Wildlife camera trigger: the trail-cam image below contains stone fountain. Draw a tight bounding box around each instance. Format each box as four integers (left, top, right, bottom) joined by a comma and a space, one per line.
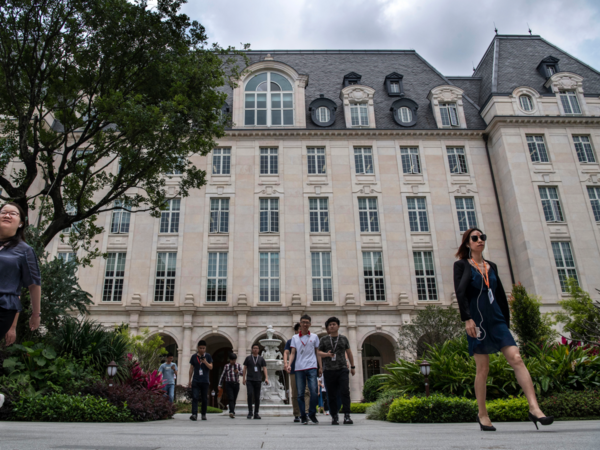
258, 325, 293, 416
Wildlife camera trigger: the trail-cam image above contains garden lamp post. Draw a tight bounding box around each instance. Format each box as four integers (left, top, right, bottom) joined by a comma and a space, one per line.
211, 390, 216, 408
107, 361, 118, 387
419, 360, 431, 397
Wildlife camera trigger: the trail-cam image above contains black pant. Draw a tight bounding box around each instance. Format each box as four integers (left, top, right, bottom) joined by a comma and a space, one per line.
323, 368, 351, 416
246, 380, 262, 414
192, 381, 209, 416
225, 382, 240, 414
0, 308, 17, 343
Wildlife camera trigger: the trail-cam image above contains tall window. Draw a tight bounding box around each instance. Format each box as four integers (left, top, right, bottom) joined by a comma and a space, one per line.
354, 147, 374, 174
245, 72, 294, 126
358, 198, 380, 232
519, 95, 533, 111
350, 104, 369, 126
259, 252, 279, 302
307, 148, 326, 174
309, 198, 329, 232
311, 252, 332, 302
440, 103, 459, 127
455, 197, 478, 232
210, 198, 229, 233
560, 91, 581, 115
58, 252, 76, 263
213, 148, 231, 175
407, 197, 429, 232
155, 252, 176, 302
539, 187, 564, 222
111, 200, 131, 234
573, 136, 596, 163
551, 242, 578, 292
414, 251, 438, 301
447, 147, 468, 174
526, 136, 550, 163
102, 253, 126, 302
260, 198, 279, 233
160, 199, 180, 233
260, 148, 278, 175
588, 186, 600, 222
398, 107, 412, 123
363, 251, 385, 301
400, 148, 421, 174
207, 253, 228, 302
316, 107, 330, 123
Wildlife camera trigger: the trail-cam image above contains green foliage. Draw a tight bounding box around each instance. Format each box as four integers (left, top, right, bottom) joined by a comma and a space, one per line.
539, 390, 600, 418
174, 402, 222, 414
398, 305, 463, 358
347, 403, 373, 414
366, 390, 404, 421
509, 283, 557, 356
120, 327, 168, 373
362, 375, 386, 402
555, 279, 600, 345
11, 393, 133, 422
487, 396, 529, 422
387, 394, 478, 423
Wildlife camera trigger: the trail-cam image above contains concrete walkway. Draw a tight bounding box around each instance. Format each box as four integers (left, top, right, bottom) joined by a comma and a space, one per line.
0, 414, 598, 450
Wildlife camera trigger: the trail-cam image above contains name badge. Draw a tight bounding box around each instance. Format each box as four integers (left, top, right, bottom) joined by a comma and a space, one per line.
331, 354, 336, 361
199, 369, 203, 376
488, 290, 495, 304
300, 348, 304, 355
254, 366, 258, 372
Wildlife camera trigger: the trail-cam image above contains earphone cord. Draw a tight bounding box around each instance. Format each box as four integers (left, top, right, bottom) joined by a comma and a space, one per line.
475, 266, 487, 341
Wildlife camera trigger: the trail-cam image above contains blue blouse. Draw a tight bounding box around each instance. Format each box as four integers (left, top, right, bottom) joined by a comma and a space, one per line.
0, 241, 41, 311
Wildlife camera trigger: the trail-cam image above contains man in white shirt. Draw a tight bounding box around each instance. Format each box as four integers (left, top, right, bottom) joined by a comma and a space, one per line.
286, 314, 321, 425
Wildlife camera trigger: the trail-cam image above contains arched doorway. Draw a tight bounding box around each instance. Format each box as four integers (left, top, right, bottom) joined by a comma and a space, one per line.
158, 334, 179, 365
200, 334, 234, 409
361, 334, 397, 381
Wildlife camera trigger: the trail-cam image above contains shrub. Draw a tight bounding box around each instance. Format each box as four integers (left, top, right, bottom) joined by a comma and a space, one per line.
174, 402, 223, 414
539, 390, 600, 418
555, 279, 600, 345
362, 376, 386, 402
387, 394, 477, 423
366, 389, 403, 421
120, 327, 169, 373
347, 403, 373, 414
487, 396, 529, 422
11, 393, 133, 422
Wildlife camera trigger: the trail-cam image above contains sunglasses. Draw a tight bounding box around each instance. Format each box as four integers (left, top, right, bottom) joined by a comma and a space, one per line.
470, 234, 487, 242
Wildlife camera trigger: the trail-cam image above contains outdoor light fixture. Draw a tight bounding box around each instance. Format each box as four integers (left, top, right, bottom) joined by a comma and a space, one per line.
211, 390, 216, 407
107, 360, 118, 387
419, 360, 431, 397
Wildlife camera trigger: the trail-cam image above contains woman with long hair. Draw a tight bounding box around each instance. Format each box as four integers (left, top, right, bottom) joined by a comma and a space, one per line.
0, 202, 42, 347
453, 227, 552, 431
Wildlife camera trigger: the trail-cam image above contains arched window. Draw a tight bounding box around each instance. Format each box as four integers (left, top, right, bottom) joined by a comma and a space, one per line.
316, 106, 330, 123
519, 95, 533, 112
245, 72, 294, 126
398, 107, 412, 123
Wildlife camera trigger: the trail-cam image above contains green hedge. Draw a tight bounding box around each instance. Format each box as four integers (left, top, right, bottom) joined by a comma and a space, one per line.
487, 396, 529, 422
362, 376, 386, 402
387, 395, 477, 423
349, 403, 373, 414
366, 390, 403, 421
540, 390, 600, 418
12, 394, 133, 422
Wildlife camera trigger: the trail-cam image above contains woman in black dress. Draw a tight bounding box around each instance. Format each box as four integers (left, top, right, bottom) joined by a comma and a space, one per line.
454, 227, 552, 431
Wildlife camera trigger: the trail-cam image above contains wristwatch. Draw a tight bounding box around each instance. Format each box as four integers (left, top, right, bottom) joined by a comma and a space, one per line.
351, 366, 356, 369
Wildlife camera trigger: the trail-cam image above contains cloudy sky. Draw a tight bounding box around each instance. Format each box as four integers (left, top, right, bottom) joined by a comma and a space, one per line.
179, 0, 600, 75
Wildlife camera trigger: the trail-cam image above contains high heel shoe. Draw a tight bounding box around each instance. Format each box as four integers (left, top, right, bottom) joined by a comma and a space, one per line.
528, 412, 554, 430
476, 415, 496, 431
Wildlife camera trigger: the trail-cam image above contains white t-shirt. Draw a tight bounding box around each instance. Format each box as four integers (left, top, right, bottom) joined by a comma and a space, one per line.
291, 332, 320, 371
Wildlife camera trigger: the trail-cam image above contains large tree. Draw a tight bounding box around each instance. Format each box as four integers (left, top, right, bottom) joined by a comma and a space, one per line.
0, 0, 245, 261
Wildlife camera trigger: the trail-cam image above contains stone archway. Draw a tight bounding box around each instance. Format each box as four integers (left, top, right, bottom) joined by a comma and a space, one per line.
197, 334, 234, 409
157, 333, 179, 365
361, 333, 397, 381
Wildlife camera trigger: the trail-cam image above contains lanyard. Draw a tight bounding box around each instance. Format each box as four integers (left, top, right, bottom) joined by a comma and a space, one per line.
299, 335, 310, 348
330, 335, 339, 353
196, 354, 205, 366
252, 355, 258, 365
471, 259, 490, 289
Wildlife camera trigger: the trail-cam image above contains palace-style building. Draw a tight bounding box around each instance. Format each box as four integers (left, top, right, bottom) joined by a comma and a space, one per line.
41, 34, 600, 401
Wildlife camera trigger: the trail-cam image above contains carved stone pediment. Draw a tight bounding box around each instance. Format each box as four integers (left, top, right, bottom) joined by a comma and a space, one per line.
544, 72, 584, 93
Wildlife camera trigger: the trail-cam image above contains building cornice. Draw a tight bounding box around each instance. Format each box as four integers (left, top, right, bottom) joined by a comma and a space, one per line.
485, 115, 600, 135
224, 128, 484, 139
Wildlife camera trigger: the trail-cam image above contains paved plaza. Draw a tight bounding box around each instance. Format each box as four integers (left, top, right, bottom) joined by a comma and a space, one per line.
0, 414, 599, 450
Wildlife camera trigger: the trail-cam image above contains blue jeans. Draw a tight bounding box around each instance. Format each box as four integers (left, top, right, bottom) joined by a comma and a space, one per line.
295, 368, 318, 417
163, 384, 175, 403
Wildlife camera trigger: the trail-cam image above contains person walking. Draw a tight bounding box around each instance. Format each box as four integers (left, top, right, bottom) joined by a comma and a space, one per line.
286, 314, 320, 425
188, 340, 213, 421
243, 344, 268, 419
317, 317, 355, 425
454, 227, 553, 431
284, 322, 310, 422
0, 202, 41, 347
218, 353, 243, 418
158, 354, 178, 403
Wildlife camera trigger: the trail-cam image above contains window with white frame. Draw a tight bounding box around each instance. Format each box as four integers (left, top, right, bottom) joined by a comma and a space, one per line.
447, 147, 468, 174
389, 81, 400, 93
58, 252, 76, 263
110, 200, 131, 234
358, 198, 380, 233
455, 197, 478, 232
210, 198, 229, 233
260, 148, 278, 175
573, 136, 596, 163
350, 104, 369, 127
539, 187, 564, 223
309, 198, 329, 232
260, 198, 279, 233
398, 107, 412, 124
159, 199, 180, 233
207, 253, 228, 302
213, 148, 231, 175
587, 186, 600, 222
407, 197, 429, 232
259, 252, 279, 302
154, 252, 176, 302
102, 252, 126, 302
316, 107, 330, 124
551, 242, 578, 292
307, 147, 326, 174
363, 251, 385, 301
440, 103, 459, 127
400, 147, 421, 174
413, 251, 438, 300
311, 252, 332, 302
526, 136, 550, 163
244, 72, 294, 126
354, 147, 374, 174
519, 95, 533, 111
560, 91, 582, 115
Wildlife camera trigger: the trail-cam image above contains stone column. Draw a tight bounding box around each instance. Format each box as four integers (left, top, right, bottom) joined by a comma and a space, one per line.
235, 294, 251, 403
125, 293, 143, 335
179, 294, 196, 385
343, 293, 361, 402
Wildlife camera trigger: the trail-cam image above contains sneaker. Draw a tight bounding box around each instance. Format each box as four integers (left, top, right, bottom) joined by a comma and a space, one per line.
229, 412, 235, 419
247, 413, 253, 419
309, 414, 319, 424
331, 414, 339, 425
254, 414, 261, 420
343, 414, 353, 425
201, 414, 207, 421
189, 414, 197, 421
294, 416, 300, 423
325, 411, 330, 416
301, 416, 308, 425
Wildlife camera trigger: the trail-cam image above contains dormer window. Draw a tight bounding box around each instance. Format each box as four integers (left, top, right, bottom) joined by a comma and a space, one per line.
390, 98, 418, 127
560, 91, 581, 115
427, 85, 466, 129
390, 82, 400, 93
544, 72, 586, 116
343, 72, 362, 87
547, 66, 556, 76
537, 56, 561, 79
340, 85, 376, 129
309, 95, 337, 127
440, 103, 459, 127
244, 72, 294, 126
317, 107, 330, 122
351, 104, 369, 126
384, 72, 404, 97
